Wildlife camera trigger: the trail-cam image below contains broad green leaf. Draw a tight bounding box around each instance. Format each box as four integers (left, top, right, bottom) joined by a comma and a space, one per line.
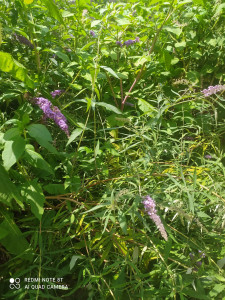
100, 66, 119, 79
0, 164, 24, 208
0, 51, 34, 88
61, 10, 74, 18
42, 0, 64, 25
138, 98, 157, 115
24, 144, 54, 175
21, 180, 45, 220
54, 51, 70, 63
66, 128, 83, 146
0, 209, 31, 259
70, 255, 83, 270
3, 127, 20, 141
27, 124, 58, 154
175, 41, 186, 49
96, 102, 122, 114
164, 26, 182, 37
43, 184, 66, 195
116, 16, 131, 26
2, 136, 25, 170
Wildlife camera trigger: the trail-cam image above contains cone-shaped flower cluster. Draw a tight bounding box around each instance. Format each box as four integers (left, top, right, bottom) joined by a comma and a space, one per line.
13, 33, 34, 49
50, 89, 64, 98
116, 37, 140, 47
90, 30, 96, 37
201, 85, 225, 97
34, 97, 69, 137
143, 195, 168, 241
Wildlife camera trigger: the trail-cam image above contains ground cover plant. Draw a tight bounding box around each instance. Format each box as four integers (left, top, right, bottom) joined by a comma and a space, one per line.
0, 0, 225, 299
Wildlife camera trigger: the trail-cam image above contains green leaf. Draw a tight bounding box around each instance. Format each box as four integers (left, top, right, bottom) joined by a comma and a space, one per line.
0, 209, 31, 259
138, 98, 157, 115
209, 284, 225, 298
96, 102, 122, 114
2, 136, 25, 170
24, 144, 54, 175
164, 26, 182, 37
175, 41, 186, 49
69, 255, 83, 270
54, 51, 70, 63
66, 128, 83, 146
0, 51, 34, 88
42, 0, 64, 25
0, 164, 24, 208
27, 124, 58, 154
100, 66, 119, 79
118, 210, 127, 234
43, 184, 66, 195
21, 180, 45, 220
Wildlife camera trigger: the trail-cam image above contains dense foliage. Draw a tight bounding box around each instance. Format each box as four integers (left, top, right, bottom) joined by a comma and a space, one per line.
0, 0, 225, 299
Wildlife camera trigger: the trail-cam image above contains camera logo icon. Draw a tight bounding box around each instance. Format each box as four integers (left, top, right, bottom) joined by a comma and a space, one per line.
9, 278, 20, 289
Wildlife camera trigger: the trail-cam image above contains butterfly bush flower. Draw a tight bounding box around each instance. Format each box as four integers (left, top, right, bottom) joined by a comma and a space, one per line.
116, 37, 140, 47
34, 97, 69, 137
142, 195, 168, 241
51, 89, 64, 98
201, 85, 225, 97
13, 33, 34, 49
90, 30, 96, 37
116, 41, 123, 47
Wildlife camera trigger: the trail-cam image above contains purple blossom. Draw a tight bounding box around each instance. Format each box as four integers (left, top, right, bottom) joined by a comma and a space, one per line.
142, 195, 168, 241
34, 97, 69, 137
135, 37, 140, 42
196, 260, 202, 267
13, 33, 34, 49
50, 90, 64, 98
65, 48, 72, 52
123, 39, 135, 46
201, 85, 225, 97
198, 250, 206, 258
205, 154, 212, 159
122, 37, 140, 47
116, 41, 123, 47
90, 30, 96, 37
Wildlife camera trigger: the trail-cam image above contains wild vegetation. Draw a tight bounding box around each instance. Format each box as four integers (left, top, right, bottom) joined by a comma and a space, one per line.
0, 0, 225, 299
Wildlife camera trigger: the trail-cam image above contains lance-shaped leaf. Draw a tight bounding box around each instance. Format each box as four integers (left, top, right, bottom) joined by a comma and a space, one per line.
42, 0, 64, 25
21, 180, 45, 220
0, 51, 34, 88
0, 165, 24, 208
0, 209, 31, 260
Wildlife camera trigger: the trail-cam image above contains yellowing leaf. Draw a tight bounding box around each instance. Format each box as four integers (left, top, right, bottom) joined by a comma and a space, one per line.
24, 0, 34, 4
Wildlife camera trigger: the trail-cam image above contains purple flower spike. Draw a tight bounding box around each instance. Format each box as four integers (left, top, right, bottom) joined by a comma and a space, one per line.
116, 41, 123, 47
201, 85, 225, 97
50, 90, 64, 98
34, 97, 69, 137
205, 155, 212, 159
90, 30, 96, 37
123, 39, 135, 46
135, 37, 140, 43
142, 195, 168, 241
